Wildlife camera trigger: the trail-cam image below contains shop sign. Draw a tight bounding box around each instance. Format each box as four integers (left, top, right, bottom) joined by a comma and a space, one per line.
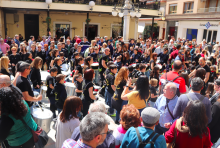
200, 22, 218, 29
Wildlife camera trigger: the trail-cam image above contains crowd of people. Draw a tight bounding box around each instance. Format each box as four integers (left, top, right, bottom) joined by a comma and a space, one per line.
0, 32, 220, 148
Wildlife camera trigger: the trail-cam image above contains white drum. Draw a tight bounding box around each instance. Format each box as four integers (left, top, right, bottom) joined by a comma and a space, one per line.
156, 64, 162, 69
41, 71, 50, 83
65, 82, 76, 97
61, 63, 69, 72
32, 108, 53, 133
91, 63, 99, 70
40, 86, 47, 100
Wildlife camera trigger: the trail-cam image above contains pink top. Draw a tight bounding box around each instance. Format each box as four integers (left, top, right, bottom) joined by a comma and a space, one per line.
0, 43, 10, 54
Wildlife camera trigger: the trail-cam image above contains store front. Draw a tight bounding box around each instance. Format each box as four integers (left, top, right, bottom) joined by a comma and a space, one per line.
177, 21, 220, 43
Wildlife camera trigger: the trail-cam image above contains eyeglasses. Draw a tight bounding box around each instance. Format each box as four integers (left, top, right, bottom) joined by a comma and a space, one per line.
99, 132, 108, 135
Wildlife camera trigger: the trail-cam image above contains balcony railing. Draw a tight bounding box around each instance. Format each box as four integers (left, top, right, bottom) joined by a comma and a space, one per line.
198, 7, 220, 13
13, 0, 160, 10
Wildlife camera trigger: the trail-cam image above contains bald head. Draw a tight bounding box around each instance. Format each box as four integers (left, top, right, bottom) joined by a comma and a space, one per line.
163, 82, 177, 99
199, 57, 206, 67
173, 60, 182, 71
0, 75, 11, 88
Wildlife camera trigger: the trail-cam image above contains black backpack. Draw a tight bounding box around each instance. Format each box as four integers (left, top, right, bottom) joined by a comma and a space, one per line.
135, 128, 160, 148
159, 73, 181, 96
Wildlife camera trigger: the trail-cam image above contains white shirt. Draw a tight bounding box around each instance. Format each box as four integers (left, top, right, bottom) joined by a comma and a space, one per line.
55, 113, 80, 148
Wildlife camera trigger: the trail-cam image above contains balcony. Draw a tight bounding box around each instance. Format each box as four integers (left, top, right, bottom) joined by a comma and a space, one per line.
198, 7, 220, 13
11, 0, 160, 10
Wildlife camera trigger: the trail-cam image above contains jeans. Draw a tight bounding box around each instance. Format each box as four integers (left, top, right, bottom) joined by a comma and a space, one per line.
155, 123, 168, 135
93, 70, 99, 84
105, 89, 114, 114
212, 138, 220, 148
57, 108, 62, 114
138, 108, 145, 116
149, 100, 155, 107
145, 69, 151, 79
116, 100, 128, 122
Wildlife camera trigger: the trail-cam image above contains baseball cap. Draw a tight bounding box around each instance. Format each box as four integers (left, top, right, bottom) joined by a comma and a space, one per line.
141, 107, 160, 124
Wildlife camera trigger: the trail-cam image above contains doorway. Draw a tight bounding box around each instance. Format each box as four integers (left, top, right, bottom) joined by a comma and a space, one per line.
84, 25, 98, 42
24, 14, 39, 40
168, 27, 175, 40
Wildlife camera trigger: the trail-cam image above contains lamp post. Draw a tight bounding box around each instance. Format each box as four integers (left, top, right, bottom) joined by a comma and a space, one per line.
112, 0, 141, 44
86, 1, 95, 39
46, 0, 52, 36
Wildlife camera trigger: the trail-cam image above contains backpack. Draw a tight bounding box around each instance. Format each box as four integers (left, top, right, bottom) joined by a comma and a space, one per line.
159, 73, 180, 96
135, 128, 160, 148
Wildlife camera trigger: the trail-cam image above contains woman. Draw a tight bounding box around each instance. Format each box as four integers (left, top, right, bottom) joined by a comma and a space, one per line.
55, 96, 82, 148
193, 48, 201, 66
88, 47, 94, 56
122, 52, 130, 66
101, 43, 107, 53
0, 56, 10, 77
209, 51, 218, 66
0, 87, 37, 148
113, 104, 141, 148
113, 45, 123, 61
83, 56, 93, 73
121, 75, 150, 115
208, 95, 220, 147
185, 49, 191, 68
141, 48, 151, 64
26, 52, 33, 64
194, 68, 206, 96
44, 44, 51, 70
9, 46, 20, 76
165, 100, 212, 148
112, 67, 129, 124
50, 49, 59, 67
150, 53, 157, 70
82, 69, 96, 117
74, 57, 84, 76
30, 57, 43, 93
30, 44, 37, 59
180, 72, 189, 93
150, 66, 160, 88
20, 43, 28, 61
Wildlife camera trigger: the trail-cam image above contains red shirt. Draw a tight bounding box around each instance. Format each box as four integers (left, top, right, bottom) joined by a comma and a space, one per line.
165, 120, 212, 148
169, 50, 179, 61
159, 71, 186, 93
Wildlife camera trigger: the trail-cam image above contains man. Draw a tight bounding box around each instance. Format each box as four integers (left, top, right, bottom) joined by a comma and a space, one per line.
65, 39, 73, 57
76, 45, 84, 57
62, 112, 109, 148
154, 41, 164, 55
71, 102, 116, 148
28, 36, 35, 51
159, 60, 186, 96
79, 36, 90, 45
14, 34, 20, 47
174, 50, 184, 61
37, 45, 46, 66
129, 39, 135, 49
209, 79, 220, 105
189, 57, 210, 84
107, 41, 113, 56
16, 62, 42, 107
158, 47, 169, 66
40, 32, 51, 50
154, 82, 178, 134
173, 77, 212, 123
70, 43, 78, 57
202, 39, 207, 50
120, 107, 166, 148
104, 36, 108, 43
0, 38, 10, 54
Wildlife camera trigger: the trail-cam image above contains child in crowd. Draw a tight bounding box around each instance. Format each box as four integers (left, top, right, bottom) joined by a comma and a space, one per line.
46, 67, 58, 118
209, 66, 217, 83
116, 56, 122, 71
60, 52, 68, 64
71, 52, 79, 71
53, 57, 62, 74
74, 73, 83, 97
135, 63, 147, 78
53, 74, 67, 113
128, 65, 134, 78
73, 57, 84, 81
148, 78, 158, 107
105, 65, 117, 116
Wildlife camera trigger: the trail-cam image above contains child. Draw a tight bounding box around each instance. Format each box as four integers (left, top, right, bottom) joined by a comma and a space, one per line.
74, 73, 83, 97
148, 78, 158, 107
60, 52, 68, 64
130, 48, 140, 63
135, 63, 146, 78
46, 67, 58, 118
71, 52, 79, 71
73, 57, 84, 81
105, 65, 117, 116
104, 61, 114, 78
209, 66, 217, 82
53, 57, 62, 74
206, 82, 214, 99
53, 74, 67, 114
128, 65, 134, 78
129, 46, 133, 56
116, 56, 122, 71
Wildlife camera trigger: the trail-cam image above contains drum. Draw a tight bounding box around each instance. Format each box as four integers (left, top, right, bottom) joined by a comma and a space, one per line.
91, 63, 99, 70
41, 71, 50, 83
33, 91, 39, 97
61, 63, 69, 72
32, 108, 53, 133
156, 64, 162, 69
65, 82, 76, 97
40, 86, 47, 100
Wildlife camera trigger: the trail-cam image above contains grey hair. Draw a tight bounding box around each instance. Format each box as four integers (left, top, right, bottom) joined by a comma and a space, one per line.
19, 62, 30, 72
167, 82, 177, 94
57, 42, 62, 46
89, 102, 106, 114
80, 112, 109, 141
74, 43, 78, 46
104, 48, 110, 52
191, 77, 204, 91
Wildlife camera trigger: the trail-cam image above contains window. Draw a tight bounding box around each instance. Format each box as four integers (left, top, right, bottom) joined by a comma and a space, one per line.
203, 30, 218, 43
184, 2, 194, 13
169, 4, 177, 14
203, 29, 207, 40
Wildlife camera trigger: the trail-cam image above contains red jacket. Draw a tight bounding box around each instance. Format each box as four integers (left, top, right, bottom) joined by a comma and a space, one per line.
165, 120, 212, 148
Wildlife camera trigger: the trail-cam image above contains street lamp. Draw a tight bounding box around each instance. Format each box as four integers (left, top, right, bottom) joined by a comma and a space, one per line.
86, 1, 95, 39
46, 0, 52, 36
112, 1, 141, 44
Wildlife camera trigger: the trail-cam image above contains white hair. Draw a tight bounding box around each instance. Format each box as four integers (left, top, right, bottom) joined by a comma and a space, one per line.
89, 101, 106, 114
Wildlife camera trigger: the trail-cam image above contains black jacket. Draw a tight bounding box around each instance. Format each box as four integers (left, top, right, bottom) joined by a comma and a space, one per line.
30, 67, 42, 88
52, 83, 67, 109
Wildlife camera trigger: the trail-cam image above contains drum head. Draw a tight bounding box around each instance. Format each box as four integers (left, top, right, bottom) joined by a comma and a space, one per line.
61, 64, 69, 72
32, 108, 53, 119
91, 63, 99, 67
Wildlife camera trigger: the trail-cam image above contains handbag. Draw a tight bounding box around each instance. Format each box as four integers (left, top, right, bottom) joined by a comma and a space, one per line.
20, 118, 49, 148
167, 121, 177, 148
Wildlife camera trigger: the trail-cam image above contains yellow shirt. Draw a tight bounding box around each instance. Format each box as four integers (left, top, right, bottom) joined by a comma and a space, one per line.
127, 91, 148, 109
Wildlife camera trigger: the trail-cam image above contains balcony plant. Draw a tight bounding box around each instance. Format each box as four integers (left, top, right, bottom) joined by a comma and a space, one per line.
86, 18, 91, 23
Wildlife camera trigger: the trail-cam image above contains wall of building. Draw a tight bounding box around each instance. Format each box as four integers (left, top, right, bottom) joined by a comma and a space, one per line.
5, 11, 139, 40
0, 9, 5, 38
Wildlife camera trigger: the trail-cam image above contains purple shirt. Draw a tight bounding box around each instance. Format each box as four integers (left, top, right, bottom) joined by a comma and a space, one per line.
62, 139, 92, 148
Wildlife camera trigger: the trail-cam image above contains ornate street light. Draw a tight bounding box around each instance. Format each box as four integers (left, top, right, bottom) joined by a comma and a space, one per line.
45, 0, 52, 36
